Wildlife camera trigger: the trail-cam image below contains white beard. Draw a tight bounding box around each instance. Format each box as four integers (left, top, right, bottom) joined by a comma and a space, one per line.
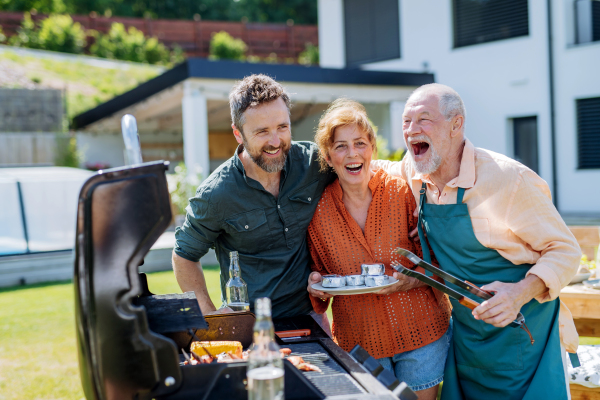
409, 144, 442, 175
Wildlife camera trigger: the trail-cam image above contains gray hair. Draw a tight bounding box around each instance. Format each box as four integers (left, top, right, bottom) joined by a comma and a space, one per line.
229, 74, 291, 135
409, 83, 466, 124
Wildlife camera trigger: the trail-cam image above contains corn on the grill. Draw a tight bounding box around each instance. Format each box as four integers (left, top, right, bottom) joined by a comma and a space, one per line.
190, 341, 243, 357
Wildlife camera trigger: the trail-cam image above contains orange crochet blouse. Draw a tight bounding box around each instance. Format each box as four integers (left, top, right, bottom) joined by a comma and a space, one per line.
307, 169, 451, 359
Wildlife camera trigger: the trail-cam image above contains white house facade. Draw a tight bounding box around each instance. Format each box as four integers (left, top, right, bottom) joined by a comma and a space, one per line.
318, 0, 600, 219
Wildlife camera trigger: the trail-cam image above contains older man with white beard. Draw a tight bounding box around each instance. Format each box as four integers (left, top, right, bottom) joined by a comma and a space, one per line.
375, 83, 581, 400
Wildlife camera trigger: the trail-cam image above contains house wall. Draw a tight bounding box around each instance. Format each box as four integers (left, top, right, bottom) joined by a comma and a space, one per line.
318, 0, 600, 214
553, 0, 600, 213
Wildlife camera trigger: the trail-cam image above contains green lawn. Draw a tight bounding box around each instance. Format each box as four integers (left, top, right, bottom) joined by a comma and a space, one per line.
0, 269, 595, 399
0, 267, 219, 400
0, 49, 161, 120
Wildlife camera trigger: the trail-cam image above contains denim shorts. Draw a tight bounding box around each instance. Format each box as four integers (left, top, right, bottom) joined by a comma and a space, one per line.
377, 321, 453, 392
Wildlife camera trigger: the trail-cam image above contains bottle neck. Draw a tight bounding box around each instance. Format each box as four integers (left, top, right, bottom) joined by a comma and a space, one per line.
253, 314, 275, 344
229, 255, 240, 278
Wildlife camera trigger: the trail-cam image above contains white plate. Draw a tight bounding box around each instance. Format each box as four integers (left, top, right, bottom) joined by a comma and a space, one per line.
311, 277, 398, 295
570, 273, 592, 284
583, 279, 600, 289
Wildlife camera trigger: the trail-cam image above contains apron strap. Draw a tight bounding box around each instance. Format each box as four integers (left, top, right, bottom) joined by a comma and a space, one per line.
569, 352, 581, 368
457, 187, 466, 203
417, 182, 434, 276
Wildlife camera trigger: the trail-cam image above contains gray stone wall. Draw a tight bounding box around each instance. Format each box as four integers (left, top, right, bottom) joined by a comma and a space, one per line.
0, 88, 64, 132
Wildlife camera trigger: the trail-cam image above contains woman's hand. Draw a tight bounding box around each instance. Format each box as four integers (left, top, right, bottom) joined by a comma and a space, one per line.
307, 272, 334, 301
375, 271, 425, 295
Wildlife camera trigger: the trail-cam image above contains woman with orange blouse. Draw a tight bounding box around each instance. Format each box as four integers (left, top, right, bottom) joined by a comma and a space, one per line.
306, 99, 452, 400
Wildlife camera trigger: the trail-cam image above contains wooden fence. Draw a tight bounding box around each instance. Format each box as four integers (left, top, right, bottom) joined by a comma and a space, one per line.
0, 133, 56, 166
0, 11, 318, 59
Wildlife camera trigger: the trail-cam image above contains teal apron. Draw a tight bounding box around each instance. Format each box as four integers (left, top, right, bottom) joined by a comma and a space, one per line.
417, 183, 567, 400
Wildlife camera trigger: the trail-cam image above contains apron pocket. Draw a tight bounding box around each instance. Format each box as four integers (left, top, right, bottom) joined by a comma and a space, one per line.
452, 301, 524, 371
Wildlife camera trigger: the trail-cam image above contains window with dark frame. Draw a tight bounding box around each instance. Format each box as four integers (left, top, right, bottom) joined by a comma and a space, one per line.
513, 116, 539, 174
453, 0, 529, 48
344, 0, 400, 67
576, 0, 600, 44
577, 97, 600, 169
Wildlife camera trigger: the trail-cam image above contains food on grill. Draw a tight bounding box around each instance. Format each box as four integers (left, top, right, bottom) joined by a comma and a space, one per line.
321, 274, 346, 288
184, 353, 214, 365
361, 263, 385, 276
287, 356, 305, 366
279, 348, 292, 356
297, 362, 322, 373
285, 355, 322, 373
365, 275, 389, 287
345, 275, 365, 286
216, 350, 248, 363
191, 340, 243, 358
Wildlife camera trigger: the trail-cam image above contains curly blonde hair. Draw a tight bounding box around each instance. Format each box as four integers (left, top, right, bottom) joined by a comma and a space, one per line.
314, 98, 377, 172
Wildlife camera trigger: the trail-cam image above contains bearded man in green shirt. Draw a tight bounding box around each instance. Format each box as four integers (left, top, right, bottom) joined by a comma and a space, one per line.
172, 74, 333, 323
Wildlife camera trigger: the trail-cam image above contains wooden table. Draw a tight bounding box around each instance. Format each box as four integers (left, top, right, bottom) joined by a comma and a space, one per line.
561, 283, 600, 399
561, 283, 600, 337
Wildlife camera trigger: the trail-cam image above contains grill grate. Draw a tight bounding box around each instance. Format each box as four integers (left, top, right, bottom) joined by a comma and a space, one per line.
286, 342, 366, 397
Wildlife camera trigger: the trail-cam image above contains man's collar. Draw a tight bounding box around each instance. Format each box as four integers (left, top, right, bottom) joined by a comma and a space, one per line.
411, 139, 476, 189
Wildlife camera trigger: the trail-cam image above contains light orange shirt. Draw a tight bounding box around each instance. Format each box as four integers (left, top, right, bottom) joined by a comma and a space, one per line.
307, 169, 451, 358
373, 139, 581, 352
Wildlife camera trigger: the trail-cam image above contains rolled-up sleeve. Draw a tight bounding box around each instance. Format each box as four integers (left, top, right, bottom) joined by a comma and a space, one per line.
174, 187, 222, 262
505, 170, 581, 302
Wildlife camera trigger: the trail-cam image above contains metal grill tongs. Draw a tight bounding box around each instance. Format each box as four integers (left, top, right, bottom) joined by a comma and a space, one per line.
393, 248, 534, 345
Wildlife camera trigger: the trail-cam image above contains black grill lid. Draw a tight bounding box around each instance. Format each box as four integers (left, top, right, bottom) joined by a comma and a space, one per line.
74, 161, 182, 400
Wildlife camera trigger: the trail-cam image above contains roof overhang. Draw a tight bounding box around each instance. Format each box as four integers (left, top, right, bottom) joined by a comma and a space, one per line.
72, 58, 434, 131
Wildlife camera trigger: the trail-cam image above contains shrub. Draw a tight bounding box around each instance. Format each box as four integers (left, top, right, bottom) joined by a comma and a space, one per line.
376, 137, 405, 162
9, 13, 86, 54
298, 42, 319, 66
209, 31, 247, 60
8, 12, 40, 48
37, 14, 86, 53
166, 162, 202, 216
0, 26, 6, 43
55, 133, 82, 168
89, 22, 171, 64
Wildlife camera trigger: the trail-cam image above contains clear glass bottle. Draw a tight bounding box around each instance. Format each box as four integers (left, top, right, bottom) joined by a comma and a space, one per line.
225, 251, 250, 311
247, 298, 284, 400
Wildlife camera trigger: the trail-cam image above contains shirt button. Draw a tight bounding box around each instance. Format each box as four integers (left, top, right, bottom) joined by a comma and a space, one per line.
285, 228, 288, 232
245, 225, 249, 229
308, 197, 312, 201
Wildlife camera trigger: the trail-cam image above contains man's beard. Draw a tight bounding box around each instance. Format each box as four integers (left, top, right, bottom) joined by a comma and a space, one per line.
407, 135, 442, 175
243, 138, 290, 173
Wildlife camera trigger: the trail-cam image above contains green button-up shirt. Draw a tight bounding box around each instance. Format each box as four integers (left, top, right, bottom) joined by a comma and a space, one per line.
174, 141, 334, 318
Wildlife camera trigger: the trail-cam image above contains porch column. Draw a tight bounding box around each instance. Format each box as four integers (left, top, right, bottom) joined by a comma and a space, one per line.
389, 101, 406, 151
182, 81, 210, 180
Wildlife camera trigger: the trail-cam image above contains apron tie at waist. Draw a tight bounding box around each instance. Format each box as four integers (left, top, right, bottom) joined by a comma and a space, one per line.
521, 323, 535, 345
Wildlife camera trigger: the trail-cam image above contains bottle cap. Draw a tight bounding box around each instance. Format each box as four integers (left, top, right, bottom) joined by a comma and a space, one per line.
254, 297, 271, 317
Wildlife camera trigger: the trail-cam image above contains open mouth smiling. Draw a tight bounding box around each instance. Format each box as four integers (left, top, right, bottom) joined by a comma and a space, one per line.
345, 163, 363, 174
411, 142, 430, 157
263, 148, 281, 156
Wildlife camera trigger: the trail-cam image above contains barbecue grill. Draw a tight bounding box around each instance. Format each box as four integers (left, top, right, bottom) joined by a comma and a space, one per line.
74, 160, 416, 400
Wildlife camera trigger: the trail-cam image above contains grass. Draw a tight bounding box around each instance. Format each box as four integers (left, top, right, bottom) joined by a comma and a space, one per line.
0, 49, 161, 120
0, 269, 595, 399
0, 267, 219, 400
